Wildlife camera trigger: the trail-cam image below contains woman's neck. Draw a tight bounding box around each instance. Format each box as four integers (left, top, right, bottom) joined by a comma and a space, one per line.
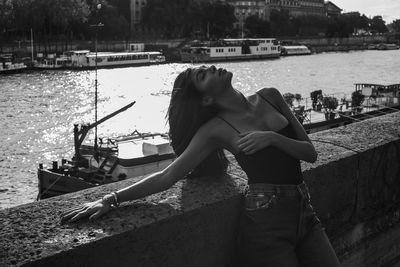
215, 88, 252, 115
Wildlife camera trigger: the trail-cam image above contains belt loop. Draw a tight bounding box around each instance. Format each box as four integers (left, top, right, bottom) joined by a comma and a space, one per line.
297, 183, 305, 199
276, 186, 280, 196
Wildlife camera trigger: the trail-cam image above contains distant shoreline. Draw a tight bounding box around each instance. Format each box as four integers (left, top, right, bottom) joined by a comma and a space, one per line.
1, 34, 398, 64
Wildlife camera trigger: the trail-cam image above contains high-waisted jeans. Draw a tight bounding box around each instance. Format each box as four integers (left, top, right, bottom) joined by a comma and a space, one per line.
238, 182, 341, 267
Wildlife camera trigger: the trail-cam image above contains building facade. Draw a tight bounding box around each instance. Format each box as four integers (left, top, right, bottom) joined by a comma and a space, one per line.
269, 0, 326, 17
228, 0, 270, 29
324, 1, 342, 17
228, 0, 336, 25
130, 0, 147, 33
129, 0, 341, 36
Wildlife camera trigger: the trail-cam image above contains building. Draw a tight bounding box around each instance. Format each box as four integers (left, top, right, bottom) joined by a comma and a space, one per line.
324, 1, 342, 17
130, 0, 147, 33
269, 0, 300, 16
228, 0, 339, 27
129, 0, 342, 36
228, 0, 270, 29
269, 0, 326, 17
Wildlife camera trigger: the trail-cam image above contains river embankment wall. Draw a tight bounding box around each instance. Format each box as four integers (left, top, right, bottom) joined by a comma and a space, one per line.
1, 112, 399, 267
284, 35, 390, 53
1, 35, 394, 60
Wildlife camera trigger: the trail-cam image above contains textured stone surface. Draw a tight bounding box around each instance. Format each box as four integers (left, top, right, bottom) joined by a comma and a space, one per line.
0, 112, 399, 267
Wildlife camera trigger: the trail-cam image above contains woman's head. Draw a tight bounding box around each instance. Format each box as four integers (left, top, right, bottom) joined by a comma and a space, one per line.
167, 66, 230, 178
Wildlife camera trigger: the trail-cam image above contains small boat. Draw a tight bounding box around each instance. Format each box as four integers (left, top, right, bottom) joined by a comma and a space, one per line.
376, 43, 400, 50
0, 54, 27, 74
37, 102, 175, 200
34, 53, 71, 70
65, 50, 166, 69
180, 38, 281, 62
280, 45, 311, 56
354, 83, 400, 108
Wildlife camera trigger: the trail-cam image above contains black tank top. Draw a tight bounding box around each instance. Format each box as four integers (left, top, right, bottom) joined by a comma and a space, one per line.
219, 92, 303, 185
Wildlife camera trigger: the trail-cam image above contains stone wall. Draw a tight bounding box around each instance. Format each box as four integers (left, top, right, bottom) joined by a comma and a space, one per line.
284, 35, 389, 53
1, 112, 399, 267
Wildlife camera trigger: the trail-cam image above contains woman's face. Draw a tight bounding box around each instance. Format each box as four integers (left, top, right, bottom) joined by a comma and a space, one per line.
190, 65, 232, 97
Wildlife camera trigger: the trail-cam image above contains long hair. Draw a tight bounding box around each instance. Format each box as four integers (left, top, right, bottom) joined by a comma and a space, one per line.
166, 68, 228, 178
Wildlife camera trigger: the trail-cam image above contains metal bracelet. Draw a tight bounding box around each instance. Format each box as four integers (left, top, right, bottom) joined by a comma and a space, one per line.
102, 193, 118, 209
111, 192, 120, 207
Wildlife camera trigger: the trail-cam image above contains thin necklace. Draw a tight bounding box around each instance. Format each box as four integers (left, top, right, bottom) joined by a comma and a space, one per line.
240, 92, 251, 109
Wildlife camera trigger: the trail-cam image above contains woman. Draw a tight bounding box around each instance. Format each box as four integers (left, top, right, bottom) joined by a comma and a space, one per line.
61, 65, 341, 266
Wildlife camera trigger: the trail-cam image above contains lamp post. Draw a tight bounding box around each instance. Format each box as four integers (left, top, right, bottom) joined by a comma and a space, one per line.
90, 4, 104, 160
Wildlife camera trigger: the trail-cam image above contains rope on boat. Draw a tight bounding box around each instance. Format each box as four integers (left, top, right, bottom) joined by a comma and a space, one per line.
36, 174, 64, 201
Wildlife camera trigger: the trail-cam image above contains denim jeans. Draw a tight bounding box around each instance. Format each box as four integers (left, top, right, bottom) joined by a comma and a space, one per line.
238, 182, 341, 267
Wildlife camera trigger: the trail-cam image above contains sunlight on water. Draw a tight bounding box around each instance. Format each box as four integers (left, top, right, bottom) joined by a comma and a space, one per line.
0, 50, 399, 209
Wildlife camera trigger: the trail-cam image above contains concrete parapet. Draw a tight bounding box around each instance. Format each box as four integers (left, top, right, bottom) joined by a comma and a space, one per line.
1, 112, 399, 267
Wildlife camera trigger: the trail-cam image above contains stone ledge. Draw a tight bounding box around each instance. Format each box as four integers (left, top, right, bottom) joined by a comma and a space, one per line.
0, 112, 399, 267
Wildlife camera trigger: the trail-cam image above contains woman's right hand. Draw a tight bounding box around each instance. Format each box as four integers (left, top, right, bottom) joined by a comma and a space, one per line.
60, 198, 113, 223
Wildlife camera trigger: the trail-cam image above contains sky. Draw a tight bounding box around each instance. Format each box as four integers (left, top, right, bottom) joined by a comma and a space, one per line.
332, 0, 400, 23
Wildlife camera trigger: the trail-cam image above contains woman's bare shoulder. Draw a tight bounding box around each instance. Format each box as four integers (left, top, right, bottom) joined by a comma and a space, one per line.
257, 87, 282, 99
197, 117, 234, 146
200, 117, 229, 136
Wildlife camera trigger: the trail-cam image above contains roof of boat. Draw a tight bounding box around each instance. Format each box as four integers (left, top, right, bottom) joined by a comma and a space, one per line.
86, 51, 162, 58
281, 45, 309, 49
354, 83, 400, 87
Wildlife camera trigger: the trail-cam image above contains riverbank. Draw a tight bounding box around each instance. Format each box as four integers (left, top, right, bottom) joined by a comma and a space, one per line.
1, 35, 398, 64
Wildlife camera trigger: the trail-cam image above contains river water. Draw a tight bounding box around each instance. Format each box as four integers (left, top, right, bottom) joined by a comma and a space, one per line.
1, 50, 399, 209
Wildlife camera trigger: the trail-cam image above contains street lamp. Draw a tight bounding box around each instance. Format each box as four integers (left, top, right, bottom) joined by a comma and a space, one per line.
90, 3, 104, 160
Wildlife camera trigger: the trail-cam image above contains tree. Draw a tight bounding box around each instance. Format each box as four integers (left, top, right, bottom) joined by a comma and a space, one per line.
141, 0, 235, 39
92, 2, 129, 40
0, 0, 13, 36
296, 15, 328, 36
388, 19, 400, 32
270, 9, 291, 36
370, 16, 388, 33
244, 15, 270, 37
201, 1, 236, 39
326, 14, 353, 37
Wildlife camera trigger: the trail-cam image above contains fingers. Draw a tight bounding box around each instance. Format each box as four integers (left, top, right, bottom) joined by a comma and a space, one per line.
61, 205, 87, 217
89, 208, 107, 221
238, 132, 251, 137
237, 135, 252, 147
60, 200, 111, 224
69, 208, 93, 223
241, 144, 256, 155
238, 138, 252, 147
60, 206, 87, 223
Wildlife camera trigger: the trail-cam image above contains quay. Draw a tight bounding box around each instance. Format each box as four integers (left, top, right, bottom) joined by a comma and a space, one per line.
0, 35, 398, 69
1, 111, 400, 266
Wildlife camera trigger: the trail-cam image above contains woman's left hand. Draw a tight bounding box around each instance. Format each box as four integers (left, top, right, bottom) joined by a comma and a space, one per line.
60, 199, 113, 223
237, 131, 276, 155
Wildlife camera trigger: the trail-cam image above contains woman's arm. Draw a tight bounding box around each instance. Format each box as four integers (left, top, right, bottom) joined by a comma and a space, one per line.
61, 122, 221, 223
116, 123, 221, 203
237, 88, 317, 163
261, 87, 317, 162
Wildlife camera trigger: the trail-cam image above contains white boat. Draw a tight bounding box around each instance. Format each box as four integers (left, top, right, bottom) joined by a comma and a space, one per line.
180, 38, 281, 62
0, 54, 27, 74
354, 83, 400, 108
65, 50, 166, 69
281, 45, 311, 56
34, 53, 71, 69
37, 102, 175, 200
37, 131, 175, 199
